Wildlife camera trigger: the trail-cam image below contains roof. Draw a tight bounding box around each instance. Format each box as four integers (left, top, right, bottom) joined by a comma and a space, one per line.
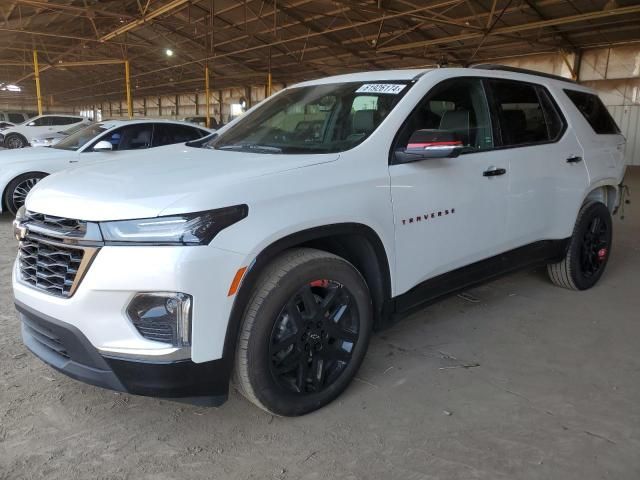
96, 118, 211, 128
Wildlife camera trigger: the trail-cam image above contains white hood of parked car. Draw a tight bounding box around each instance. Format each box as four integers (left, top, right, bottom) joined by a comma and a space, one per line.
26, 143, 339, 221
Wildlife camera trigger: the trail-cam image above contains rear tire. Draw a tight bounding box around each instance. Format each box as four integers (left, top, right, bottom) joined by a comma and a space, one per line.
4, 133, 28, 149
3, 172, 48, 215
547, 202, 612, 290
234, 248, 373, 416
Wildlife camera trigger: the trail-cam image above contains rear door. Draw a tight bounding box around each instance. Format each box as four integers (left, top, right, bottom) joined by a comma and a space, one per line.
563, 89, 626, 183
485, 79, 589, 245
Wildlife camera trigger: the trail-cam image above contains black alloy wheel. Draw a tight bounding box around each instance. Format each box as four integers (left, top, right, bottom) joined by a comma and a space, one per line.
547, 201, 613, 290
579, 215, 609, 278
234, 248, 373, 416
269, 279, 359, 394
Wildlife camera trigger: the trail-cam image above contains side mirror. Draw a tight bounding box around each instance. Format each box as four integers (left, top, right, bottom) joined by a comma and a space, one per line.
394, 129, 464, 164
27, 122, 35, 126
93, 140, 113, 152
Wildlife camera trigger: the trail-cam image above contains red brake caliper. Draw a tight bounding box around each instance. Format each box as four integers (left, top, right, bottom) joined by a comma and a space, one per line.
309, 280, 330, 288
598, 248, 608, 261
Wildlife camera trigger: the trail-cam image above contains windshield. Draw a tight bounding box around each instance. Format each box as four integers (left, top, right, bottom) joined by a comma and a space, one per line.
57, 123, 88, 136
53, 123, 109, 151
205, 81, 411, 154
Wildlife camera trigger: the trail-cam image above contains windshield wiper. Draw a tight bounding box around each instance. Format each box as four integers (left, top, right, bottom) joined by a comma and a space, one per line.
218, 143, 282, 153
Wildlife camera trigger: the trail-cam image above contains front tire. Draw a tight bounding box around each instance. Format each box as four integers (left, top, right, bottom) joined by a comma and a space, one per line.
3, 172, 48, 215
234, 248, 373, 416
547, 202, 612, 290
4, 133, 28, 149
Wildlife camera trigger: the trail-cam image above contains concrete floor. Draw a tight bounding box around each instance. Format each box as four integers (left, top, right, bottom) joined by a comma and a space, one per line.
1, 168, 639, 480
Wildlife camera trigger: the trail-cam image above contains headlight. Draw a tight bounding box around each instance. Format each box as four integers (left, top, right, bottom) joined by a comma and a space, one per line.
32, 137, 54, 146
99, 205, 248, 245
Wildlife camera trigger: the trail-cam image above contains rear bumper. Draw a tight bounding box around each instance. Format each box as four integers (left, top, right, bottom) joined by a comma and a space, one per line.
16, 300, 230, 406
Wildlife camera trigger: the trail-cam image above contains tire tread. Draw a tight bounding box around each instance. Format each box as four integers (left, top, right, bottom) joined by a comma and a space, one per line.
547, 201, 602, 290
234, 248, 347, 415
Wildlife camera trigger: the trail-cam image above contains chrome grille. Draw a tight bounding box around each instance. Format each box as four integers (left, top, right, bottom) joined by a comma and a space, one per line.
24, 211, 87, 237
19, 239, 84, 298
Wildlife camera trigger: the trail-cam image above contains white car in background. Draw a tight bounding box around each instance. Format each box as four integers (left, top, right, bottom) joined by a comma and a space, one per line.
0, 111, 33, 124
1, 119, 212, 214
29, 122, 92, 148
0, 114, 90, 149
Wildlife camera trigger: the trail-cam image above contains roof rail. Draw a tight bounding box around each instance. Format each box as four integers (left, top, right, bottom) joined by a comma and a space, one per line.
470, 64, 577, 84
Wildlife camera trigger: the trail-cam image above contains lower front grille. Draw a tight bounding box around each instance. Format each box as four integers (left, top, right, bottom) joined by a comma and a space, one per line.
22, 314, 70, 360
18, 239, 86, 298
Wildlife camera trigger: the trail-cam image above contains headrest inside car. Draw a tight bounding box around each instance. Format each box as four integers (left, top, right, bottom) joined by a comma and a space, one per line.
352, 109, 376, 134
439, 110, 470, 145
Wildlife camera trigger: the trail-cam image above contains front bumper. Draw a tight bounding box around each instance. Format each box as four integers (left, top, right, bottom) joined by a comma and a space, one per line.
13, 244, 246, 363
16, 300, 230, 405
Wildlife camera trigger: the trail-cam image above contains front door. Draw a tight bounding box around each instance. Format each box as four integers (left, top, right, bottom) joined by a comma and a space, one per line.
389, 77, 510, 295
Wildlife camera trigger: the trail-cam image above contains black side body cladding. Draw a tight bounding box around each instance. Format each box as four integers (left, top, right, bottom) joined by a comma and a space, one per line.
391, 238, 570, 315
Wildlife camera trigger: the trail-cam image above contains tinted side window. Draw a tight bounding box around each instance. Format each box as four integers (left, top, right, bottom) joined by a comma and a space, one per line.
395, 78, 494, 151
48, 116, 70, 126
489, 80, 551, 146
564, 90, 620, 135
30, 117, 50, 126
99, 124, 153, 151
8, 113, 25, 123
152, 124, 206, 147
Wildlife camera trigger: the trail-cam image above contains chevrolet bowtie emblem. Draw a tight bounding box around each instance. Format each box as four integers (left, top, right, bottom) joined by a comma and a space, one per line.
13, 220, 27, 242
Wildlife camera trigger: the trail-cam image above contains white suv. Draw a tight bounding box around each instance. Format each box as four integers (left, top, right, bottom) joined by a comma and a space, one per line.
1, 114, 90, 149
12, 66, 627, 416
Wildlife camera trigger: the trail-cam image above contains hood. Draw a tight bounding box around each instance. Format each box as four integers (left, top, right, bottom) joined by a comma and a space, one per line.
27, 143, 339, 221
0, 146, 71, 164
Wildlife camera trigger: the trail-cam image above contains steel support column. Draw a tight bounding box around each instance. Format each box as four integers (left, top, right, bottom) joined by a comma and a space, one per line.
205, 65, 211, 129
125, 60, 133, 119
33, 50, 43, 115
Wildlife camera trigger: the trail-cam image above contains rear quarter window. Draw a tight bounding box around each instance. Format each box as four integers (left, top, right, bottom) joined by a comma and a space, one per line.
564, 90, 620, 135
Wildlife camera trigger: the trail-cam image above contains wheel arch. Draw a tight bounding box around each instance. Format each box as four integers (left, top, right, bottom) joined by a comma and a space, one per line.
583, 183, 618, 213
221, 223, 393, 364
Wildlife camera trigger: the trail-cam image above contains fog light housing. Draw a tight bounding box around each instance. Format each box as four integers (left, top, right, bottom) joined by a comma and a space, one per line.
126, 292, 192, 347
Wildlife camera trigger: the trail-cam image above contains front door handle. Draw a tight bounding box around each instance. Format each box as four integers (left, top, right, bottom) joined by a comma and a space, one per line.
483, 168, 506, 177
566, 155, 583, 163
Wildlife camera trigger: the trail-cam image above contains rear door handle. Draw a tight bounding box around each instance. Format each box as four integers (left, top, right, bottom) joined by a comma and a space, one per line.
483, 168, 506, 177
566, 155, 583, 163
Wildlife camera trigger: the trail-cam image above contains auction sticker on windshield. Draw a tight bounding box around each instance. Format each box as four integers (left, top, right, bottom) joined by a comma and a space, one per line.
356, 84, 406, 94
